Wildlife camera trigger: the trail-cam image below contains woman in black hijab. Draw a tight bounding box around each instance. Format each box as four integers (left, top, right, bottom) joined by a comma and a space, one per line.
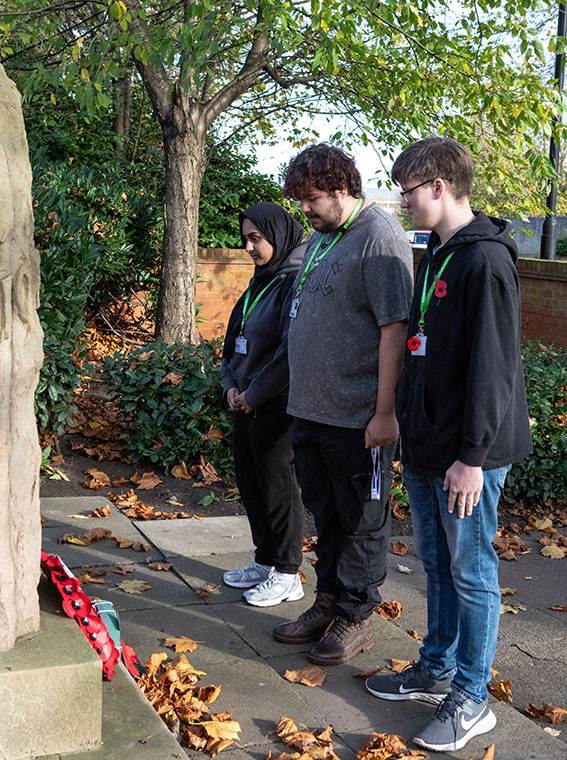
221, 202, 306, 607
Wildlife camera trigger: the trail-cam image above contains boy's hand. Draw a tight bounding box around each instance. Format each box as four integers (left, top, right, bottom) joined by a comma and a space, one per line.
364, 411, 398, 448
227, 387, 241, 412
443, 461, 484, 518
234, 392, 254, 414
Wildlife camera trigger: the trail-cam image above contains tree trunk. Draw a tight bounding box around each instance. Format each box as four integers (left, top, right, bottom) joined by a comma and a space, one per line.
155, 101, 207, 344
113, 69, 131, 142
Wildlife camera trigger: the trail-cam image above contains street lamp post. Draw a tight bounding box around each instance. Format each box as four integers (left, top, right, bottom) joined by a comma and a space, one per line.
540, 2, 566, 260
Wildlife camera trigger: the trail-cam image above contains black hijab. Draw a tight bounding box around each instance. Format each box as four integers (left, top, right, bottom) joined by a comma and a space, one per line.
223, 202, 304, 360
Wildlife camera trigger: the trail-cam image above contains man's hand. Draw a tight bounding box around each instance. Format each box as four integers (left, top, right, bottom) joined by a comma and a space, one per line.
227, 387, 241, 412
364, 411, 399, 449
234, 391, 254, 414
443, 460, 484, 518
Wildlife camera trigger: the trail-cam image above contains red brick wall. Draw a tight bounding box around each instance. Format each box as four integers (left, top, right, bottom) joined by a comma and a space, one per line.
196, 248, 253, 341
196, 247, 567, 346
412, 249, 567, 347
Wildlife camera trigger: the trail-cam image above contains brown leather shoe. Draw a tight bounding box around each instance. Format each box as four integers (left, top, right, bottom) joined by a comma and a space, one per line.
307, 615, 374, 665
272, 591, 336, 644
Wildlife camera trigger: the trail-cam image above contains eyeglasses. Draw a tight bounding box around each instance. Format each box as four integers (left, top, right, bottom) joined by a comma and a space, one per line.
399, 179, 435, 200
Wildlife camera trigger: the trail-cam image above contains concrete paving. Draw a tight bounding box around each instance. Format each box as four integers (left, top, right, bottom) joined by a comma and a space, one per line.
40, 497, 567, 760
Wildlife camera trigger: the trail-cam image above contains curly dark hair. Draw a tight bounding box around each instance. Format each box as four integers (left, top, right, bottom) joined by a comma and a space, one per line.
283, 143, 362, 200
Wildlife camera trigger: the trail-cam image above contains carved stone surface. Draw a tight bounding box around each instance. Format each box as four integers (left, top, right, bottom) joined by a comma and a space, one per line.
0, 64, 43, 651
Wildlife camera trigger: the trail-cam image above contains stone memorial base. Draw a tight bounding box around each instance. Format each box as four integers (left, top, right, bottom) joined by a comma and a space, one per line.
0, 578, 102, 759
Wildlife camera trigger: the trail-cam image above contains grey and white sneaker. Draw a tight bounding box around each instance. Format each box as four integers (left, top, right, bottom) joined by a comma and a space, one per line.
243, 570, 304, 607
223, 557, 273, 588
366, 661, 452, 705
413, 690, 497, 752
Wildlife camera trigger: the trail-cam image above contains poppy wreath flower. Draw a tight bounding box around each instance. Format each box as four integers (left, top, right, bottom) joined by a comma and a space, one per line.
407, 335, 421, 352
434, 280, 448, 298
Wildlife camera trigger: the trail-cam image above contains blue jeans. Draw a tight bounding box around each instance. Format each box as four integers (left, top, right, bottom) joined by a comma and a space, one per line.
403, 465, 510, 703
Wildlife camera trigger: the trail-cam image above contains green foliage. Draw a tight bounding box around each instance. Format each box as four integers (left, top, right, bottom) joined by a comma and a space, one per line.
504, 341, 567, 505
101, 340, 233, 475
556, 234, 567, 259
199, 146, 285, 248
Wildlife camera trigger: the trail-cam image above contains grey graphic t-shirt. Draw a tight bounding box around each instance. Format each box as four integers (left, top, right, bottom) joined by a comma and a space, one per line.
287, 203, 413, 428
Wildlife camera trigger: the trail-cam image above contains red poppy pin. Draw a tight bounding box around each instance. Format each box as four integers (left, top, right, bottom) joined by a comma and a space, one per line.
407, 336, 421, 352
434, 280, 448, 298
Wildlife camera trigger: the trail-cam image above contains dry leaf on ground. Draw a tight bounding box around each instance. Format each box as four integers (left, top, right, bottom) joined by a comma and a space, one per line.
83, 468, 128, 489
195, 584, 221, 599
525, 702, 567, 724
164, 636, 199, 653
202, 426, 224, 442
116, 579, 151, 594
500, 603, 526, 615
302, 536, 318, 552
541, 544, 567, 559
549, 605, 567, 611
388, 659, 412, 673
171, 461, 192, 480
148, 562, 172, 571
352, 667, 386, 679
283, 666, 326, 687
406, 629, 423, 641
487, 679, 512, 703
113, 566, 135, 575
500, 587, 517, 596
79, 573, 106, 585
374, 600, 403, 621
391, 541, 408, 556
356, 731, 426, 759
131, 471, 163, 490
162, 371, 184, 386
88, 505, 111, 518
397, 564, 413, 574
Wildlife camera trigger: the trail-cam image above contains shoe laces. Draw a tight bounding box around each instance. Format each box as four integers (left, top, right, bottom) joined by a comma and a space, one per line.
329, 616, 361, 639
395, 660, 427, 684
434, 692, 464, 723
254, 569, 279, 592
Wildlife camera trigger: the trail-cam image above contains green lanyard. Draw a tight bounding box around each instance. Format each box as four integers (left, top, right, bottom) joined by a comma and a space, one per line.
295, 196, 364, 296
240, 277, 279, 333
418, 251, 455, 334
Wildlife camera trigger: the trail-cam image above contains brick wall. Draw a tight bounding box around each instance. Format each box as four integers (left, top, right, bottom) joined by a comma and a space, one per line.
196, 248, 253, 341
412, 249, 567, 347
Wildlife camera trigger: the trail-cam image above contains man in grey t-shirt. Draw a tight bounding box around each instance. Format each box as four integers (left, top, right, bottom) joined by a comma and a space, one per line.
272, 144, 413, 665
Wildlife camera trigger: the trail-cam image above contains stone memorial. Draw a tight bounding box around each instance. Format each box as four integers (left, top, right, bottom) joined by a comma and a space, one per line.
0, 63, 43, 652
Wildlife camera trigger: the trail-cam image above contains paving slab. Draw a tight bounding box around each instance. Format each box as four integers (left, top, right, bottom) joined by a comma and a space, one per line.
119, 603, 256, 667
73, 561, 202, 613
171, 550, 318, 604
182, 657, 328, 751
41, 663, 185, 760
134, 515, 254, 557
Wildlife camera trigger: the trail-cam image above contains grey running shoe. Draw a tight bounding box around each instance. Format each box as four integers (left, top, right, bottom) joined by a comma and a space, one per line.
365, 661, 452, 705
243, 570, 304, 607
223, 558, 273, 588
413, 691, 497, 752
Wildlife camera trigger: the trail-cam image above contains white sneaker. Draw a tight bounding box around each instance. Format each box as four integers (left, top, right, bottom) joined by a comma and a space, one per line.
223, 558, 273, 588
242, 570, 304, 607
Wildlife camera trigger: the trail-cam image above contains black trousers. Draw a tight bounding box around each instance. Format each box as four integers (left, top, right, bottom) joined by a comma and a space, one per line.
232, 396, 304, 574
292, 418, 396, 622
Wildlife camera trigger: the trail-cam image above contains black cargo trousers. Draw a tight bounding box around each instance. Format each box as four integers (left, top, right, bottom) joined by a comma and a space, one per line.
292, 417, 396, 622
232, 395, 304, 574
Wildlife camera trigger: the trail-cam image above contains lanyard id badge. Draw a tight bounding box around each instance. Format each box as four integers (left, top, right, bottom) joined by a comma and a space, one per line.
289, 298, 300, 318
371, 446, 381, 501
234, 335, 247, 354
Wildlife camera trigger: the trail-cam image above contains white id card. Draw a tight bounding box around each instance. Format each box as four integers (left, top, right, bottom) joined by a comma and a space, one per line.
234, 335, 248, 354
371, 446, 381, 501
413, 335, 427, 356
289, 298, 300, 318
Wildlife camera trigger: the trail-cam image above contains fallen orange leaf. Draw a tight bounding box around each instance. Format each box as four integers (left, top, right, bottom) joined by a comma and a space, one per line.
171, 461, 192, 480
391, 541, 408, 556
352, 667, 386, 679
162, 371, 184, 386
468, 745, 495, 760
131, 471, 163, 490
283, 666, 326, 687
148, 562, 172, 571
374, 600, 403, 621
388, 659, 412, 673
487, 679, 512, 703
525, 701, 567, 724
164, 636, 199, 653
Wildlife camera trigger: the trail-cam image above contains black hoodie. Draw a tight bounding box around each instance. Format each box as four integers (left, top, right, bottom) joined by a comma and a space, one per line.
396, 211, 532, 475
221, 202, 306, 409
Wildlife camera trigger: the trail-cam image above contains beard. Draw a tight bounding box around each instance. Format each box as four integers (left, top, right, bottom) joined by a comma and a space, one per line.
308, 195, 344, 233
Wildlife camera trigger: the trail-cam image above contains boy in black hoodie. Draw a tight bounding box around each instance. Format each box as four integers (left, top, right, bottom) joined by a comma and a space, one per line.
365, 138, 532, 753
